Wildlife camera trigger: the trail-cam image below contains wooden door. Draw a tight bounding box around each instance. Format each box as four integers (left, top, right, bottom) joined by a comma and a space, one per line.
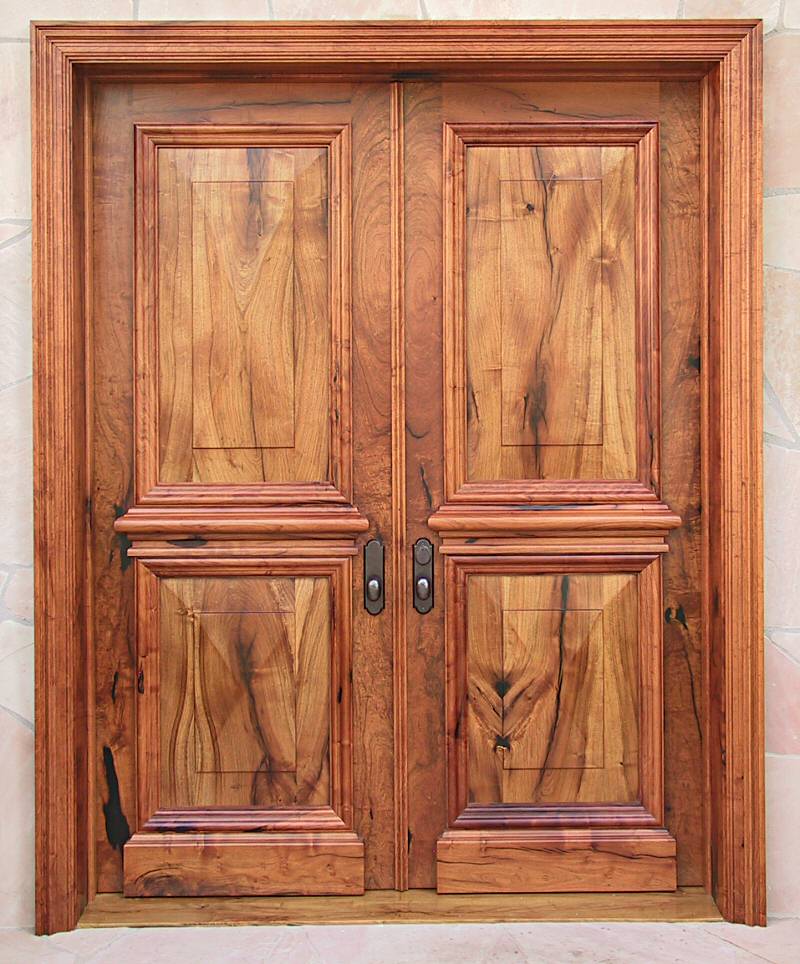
93, 81, 395, 897
34, 21, 765, 933
402, 79, 704, 895
89, 71, 706, 902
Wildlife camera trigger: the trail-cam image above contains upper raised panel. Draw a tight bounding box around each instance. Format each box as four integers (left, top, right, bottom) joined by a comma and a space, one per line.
135, 126, 351, 504
444, 123, 660, 503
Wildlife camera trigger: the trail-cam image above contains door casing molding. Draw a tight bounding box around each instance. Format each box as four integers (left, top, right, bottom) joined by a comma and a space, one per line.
32, 19, 763, 933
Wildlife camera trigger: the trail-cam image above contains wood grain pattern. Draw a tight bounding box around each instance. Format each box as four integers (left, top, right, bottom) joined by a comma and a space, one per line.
705, 25, 765, 925
136, 126, 348, 497
134, 554, 353, 829
191, 177, 295, 450
390, 81, 409, 891
465, 572, 638, 806
31, 20, 761, 70
499, 167, 603, 448
438, 549, 673, 895
125, 552, 361, 896
444, 123, 657, 501
88, 83, 137, 896
403, 80, 448, 889
346, 82, 396, 890
80, 886, 721, 926
34, 21, 763, 932
659, 81, 706, 888
437, 829, 677, 894
158, 576, 330, 809
405, 82, 672, 893
124, 832, 365, 897
107, 93, 390, 897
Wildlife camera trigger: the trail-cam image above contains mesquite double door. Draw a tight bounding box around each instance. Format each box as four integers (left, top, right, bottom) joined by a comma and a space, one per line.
92, 74, 704, 898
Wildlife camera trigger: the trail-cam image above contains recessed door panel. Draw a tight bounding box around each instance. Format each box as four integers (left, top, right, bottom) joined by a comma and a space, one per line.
157, 145, 329, 484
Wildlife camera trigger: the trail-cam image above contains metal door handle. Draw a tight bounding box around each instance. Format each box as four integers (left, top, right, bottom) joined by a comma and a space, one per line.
364, 539, 384, 615
413, 538, 434, 614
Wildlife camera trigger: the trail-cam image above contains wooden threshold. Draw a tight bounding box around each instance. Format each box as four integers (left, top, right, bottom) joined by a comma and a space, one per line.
79, 887, 721, 927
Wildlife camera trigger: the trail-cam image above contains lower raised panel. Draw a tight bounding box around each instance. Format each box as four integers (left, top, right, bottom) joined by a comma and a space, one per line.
436, 829, 677, 894
437, 549, 676, 894
124, 831, 365, 897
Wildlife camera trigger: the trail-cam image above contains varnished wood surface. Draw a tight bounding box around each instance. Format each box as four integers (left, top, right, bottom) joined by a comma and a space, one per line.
135, 123, 352, 502
442, 120, 659, 503
158, 576, 331, 809
407, 84, 702, 900
155, 141, 332, 487
659, 81, 707, 887
466, 573, 639, 805
464, 142, 631, 481
81, 886, 720, 927
441, 553, 669, 838
437, 829, 677, 894
704, 25, 765, 925
123, 832, 365, 897
133, 553, 355, 826
91, 78, 390, 896
34, 21, 763, 932
33, 20, 760, 69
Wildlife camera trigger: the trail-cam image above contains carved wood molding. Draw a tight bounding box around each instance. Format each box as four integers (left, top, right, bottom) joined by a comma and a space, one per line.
33, 20, 762, 931
114, 505, 370, 538
429, 503, 682, 537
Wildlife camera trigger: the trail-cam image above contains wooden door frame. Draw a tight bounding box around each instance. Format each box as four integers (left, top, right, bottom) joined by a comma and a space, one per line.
32, 20, 763, 933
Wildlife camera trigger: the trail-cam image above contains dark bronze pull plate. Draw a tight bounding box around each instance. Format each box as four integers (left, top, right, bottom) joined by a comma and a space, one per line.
413, 538, 434, 614
364, 538, 385, 615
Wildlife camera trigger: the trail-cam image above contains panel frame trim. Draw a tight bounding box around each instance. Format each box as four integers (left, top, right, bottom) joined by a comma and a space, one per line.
134, 123, 353, 506
131, 553, 356, 834
443, 121, 661, 505
442, 550, 667, 829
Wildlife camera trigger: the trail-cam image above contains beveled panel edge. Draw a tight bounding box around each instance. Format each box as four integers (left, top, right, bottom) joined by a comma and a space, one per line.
449, 121, 658, 145
134, 122, 354, 505
442, 120, 661, 505
143, 806, 347, 833
453, 802, 660, 830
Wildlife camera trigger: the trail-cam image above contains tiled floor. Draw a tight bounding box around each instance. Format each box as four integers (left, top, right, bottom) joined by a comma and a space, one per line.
1, 918, 799, 963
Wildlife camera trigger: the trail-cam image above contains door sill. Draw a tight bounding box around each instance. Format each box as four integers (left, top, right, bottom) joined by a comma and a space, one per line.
79, 887, 721, 927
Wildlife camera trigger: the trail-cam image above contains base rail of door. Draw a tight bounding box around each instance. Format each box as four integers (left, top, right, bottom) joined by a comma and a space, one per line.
79, 887, 720, 928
